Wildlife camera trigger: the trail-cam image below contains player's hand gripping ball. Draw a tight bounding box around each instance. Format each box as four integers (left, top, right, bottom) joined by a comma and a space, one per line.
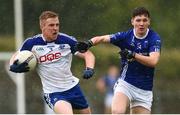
9, 50, 37, 73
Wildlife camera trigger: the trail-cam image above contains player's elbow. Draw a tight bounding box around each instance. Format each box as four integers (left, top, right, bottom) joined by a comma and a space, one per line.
148, 52, 160, 67
85, 50, 95, 60
148, 59, 159, 67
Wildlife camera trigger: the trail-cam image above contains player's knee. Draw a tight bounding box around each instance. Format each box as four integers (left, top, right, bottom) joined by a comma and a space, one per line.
112, 107, 126, 114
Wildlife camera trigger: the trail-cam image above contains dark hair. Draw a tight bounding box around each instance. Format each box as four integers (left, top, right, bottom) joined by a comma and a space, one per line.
132, 7, 150, 18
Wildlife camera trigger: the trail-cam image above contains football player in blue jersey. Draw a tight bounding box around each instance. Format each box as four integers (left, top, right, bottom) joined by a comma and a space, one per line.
9, 11, 95, 114
76, 7, 161, 114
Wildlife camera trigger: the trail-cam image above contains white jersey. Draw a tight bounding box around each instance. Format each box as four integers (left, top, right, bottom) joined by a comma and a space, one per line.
20, 33, 79, 93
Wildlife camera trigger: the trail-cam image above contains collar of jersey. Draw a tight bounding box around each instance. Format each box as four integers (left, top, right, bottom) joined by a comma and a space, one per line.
133, 28, 149, 39
41, 34, 57, 43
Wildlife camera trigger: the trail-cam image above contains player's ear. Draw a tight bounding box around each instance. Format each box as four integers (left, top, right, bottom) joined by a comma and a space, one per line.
148, 18, 151, 25
40, 20, 44, 30
131, 18, 134, 26
40, 22, 43, 29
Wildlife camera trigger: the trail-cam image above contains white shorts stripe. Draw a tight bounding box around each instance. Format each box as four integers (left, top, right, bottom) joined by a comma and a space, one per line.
121, 63, 128, 80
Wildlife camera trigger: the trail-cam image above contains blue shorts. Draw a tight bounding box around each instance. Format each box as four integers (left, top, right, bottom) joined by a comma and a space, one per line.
44, 84, 89, 110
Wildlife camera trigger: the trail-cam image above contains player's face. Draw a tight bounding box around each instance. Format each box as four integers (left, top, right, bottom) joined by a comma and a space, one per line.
41, 17, 59, 41
131, 15, 150, 37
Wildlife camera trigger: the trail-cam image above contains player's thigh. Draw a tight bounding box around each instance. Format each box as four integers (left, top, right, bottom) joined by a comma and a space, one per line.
54, 100, 73, 114
112, 92, 129, 114
131, 106, 150, 114
78, 107, 91, 114
130, 87, 153, 113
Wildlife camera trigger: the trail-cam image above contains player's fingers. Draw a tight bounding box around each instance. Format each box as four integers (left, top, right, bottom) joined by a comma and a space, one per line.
13, 59, 19, 65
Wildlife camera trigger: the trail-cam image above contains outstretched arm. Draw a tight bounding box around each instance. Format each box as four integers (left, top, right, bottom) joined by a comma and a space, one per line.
90, 35, 111, 45
76, 50, 95, 68
75, 35, 111, 53
76, 50, 95, 79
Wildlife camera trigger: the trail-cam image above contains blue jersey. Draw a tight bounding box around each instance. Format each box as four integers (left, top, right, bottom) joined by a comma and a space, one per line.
20, 33, 79, 93
110, 29, 161, 91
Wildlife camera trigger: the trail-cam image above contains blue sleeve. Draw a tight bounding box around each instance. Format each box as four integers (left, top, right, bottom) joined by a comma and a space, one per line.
149, 34, 161, 53
110, 32, 127, 46
20, 38, 34, 51
57, 33, 78, 54
69, 36, 77, 54
62, 35, 77, 54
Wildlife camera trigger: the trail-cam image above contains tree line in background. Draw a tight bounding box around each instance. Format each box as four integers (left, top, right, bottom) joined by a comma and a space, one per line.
0, 0, 180, 48
0, 0, 180, 113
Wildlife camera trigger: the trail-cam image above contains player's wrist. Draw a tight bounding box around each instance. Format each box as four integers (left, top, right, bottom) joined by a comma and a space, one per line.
132, 51, 136, 58
86, 67, 94, 71
125, 50, 136, 60
87, 40, 93, 47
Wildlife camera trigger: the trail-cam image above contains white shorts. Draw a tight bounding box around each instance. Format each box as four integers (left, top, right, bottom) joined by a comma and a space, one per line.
114, 79, 153, 111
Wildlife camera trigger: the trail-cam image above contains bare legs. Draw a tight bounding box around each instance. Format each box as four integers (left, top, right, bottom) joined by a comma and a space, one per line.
53, 100, 91, 114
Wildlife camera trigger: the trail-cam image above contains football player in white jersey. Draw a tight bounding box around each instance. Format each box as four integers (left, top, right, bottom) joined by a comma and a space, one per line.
10, 11, 95, 114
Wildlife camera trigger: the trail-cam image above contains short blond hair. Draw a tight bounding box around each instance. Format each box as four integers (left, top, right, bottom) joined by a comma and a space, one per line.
39, 11, 58, 25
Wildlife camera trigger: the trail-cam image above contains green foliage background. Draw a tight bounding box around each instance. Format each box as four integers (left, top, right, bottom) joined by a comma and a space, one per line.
0, 0, 180, 114
1, 0, 180, 48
